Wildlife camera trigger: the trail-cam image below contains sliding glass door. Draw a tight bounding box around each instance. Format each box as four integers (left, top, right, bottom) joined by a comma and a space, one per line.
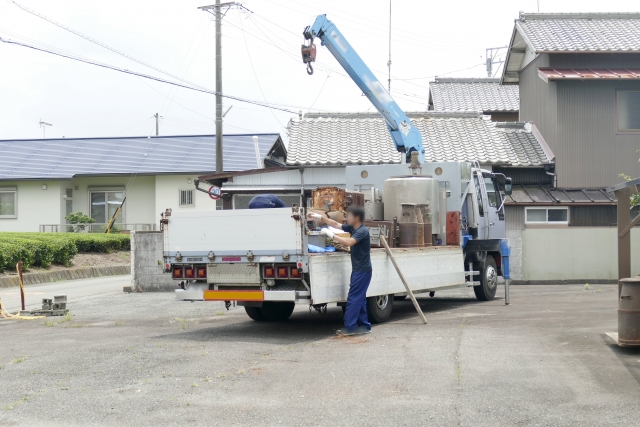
90, 191, 124, 224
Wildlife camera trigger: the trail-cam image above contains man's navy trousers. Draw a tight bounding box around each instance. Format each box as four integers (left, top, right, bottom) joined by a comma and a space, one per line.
343, 271, 373, 330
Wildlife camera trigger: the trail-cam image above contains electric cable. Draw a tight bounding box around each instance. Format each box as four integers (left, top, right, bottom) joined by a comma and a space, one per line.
236, 8, 286, 130
0, 36, 299, 113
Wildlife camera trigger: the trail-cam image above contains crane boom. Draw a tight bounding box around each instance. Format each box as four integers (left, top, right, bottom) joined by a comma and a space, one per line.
302, 14, 425, 163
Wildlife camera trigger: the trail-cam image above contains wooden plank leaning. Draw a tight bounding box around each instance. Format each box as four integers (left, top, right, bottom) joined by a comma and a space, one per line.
379, 235, 427, 325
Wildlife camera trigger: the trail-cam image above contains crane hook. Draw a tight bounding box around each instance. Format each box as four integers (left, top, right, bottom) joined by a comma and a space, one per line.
306, 63, 314, 75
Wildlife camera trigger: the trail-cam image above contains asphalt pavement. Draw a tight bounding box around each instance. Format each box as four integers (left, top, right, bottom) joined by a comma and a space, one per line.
0, 277, 639, 427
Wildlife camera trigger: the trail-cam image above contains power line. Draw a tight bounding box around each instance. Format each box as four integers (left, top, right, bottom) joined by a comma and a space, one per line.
9, 0, 212, 92
307, 73, 330, 112
236, 8, 286, 130
0, 36, 299, 113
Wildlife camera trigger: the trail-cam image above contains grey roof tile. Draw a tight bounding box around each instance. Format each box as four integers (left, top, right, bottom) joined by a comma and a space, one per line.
287, 113, 552, 167
517, 13, 640, 53
0, 134, 282, 180
429, 78, 519, 112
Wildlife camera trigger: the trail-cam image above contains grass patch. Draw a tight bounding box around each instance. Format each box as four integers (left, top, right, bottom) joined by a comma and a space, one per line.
12, 357, 26, 364
2, 396, 31, 411
43, 312, 72, 327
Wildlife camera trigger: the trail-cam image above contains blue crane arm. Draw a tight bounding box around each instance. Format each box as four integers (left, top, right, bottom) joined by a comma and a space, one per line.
303, 15, 424, 163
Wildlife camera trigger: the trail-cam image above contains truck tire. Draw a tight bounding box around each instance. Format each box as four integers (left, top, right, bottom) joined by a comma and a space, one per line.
244, 306, 265, 321
366, 294, 394, 324
260, 302, 295, 321
474, 255, 498, 301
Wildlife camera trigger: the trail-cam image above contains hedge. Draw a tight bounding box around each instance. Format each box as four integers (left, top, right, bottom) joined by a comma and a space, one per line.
0, 232, 130, 272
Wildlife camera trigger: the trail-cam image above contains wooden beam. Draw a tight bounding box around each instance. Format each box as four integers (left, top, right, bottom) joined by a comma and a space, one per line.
617, 187, 632, 294
618, 212, 640, 238
380, 236, 427, 325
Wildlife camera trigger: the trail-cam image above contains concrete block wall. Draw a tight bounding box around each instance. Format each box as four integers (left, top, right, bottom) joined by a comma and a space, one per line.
506, 230, 523, 281
131, 231, 175, 291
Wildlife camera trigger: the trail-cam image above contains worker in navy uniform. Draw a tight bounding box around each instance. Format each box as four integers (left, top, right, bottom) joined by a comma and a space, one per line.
248, 194, 287, 209
307, 206, 372, 336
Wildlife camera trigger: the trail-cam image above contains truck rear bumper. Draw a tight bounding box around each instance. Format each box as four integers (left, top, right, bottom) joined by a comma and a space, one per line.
175, 286, 310, 303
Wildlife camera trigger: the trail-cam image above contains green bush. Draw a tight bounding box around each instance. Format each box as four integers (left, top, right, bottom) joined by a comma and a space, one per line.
0, 232, 130, 270
0, 241, 35, 271
1, 237, 55, 268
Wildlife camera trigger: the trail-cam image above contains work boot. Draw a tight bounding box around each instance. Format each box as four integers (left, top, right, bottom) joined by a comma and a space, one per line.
354, 325, 371, 335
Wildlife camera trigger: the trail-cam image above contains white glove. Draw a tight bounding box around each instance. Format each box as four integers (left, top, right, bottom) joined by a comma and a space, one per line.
307, 212, 323, 220
320, 228, 335, 239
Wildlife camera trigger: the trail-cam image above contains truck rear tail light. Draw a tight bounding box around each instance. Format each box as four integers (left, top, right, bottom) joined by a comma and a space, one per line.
172, 266, 184, 279
289, 267, 301, 278
185, 266, 195, 279
196, 266, 207, 279
264, 266, 275, 278
276, 266, 289, 278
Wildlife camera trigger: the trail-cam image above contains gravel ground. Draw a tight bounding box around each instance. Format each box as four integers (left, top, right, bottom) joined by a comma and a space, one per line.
1, 284, 639, 427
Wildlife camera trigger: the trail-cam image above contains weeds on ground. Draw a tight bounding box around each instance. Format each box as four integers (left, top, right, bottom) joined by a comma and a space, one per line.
12, 357, 26, 364
43, 312, 72, 327
2, 396, 31, 411
584, 283, 590, 291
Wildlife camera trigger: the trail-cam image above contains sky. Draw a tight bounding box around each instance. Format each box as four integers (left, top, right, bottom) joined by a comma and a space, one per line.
0, 0, 638, 141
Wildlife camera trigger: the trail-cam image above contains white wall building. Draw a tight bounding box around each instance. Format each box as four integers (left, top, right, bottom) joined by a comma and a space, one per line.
0, 134, 285, 232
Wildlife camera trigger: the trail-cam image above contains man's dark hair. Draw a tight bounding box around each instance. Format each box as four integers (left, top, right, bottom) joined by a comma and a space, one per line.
346, 205, 365, 223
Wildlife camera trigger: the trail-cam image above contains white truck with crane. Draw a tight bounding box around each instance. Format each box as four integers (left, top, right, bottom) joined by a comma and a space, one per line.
161, 15, 513, 323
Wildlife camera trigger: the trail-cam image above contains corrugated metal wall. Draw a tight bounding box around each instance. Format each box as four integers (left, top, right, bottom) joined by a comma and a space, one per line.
506, 205, 525, 230
556, 78, 640, 188
551, 53, 640, 69
519, 54, 558, 153
570, 206, 617, 226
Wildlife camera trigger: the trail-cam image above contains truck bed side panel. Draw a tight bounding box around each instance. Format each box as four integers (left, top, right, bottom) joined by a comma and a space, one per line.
165, 208, 301, 255
309, 246, 465, 305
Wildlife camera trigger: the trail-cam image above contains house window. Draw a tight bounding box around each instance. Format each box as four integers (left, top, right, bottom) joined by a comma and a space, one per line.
0, 189, 17, 218
525, 207, 568, 225
179, 189, 194, 207
90, 191, 124, 224
617, 90, 640, 132
65, 189, 73, 219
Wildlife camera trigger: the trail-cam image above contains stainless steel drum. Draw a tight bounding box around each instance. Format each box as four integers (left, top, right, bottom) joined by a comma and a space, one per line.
619, 277, 640, 345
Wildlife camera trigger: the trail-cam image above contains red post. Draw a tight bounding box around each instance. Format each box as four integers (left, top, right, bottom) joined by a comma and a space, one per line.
17, 261, 25, 311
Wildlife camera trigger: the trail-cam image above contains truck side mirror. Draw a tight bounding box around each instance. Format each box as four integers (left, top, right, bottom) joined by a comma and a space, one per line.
504, 180, 512, 196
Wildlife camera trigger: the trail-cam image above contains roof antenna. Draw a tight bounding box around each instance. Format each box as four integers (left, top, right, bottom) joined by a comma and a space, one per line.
387, 0, 392, 94
39, 119, 52, 139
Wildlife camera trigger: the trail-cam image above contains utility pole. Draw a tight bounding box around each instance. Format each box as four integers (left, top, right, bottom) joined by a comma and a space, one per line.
485, 46, 507, 77
199, 1, 239, 173
154, 113, 160, 136
387, 0, 392, 93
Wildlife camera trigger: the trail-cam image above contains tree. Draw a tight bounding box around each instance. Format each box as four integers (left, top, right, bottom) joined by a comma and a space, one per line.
65, 212, 95, 232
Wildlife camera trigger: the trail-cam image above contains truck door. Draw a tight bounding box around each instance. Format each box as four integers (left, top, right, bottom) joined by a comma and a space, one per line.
483, 174, 506, 239
472, 170, 490, 239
